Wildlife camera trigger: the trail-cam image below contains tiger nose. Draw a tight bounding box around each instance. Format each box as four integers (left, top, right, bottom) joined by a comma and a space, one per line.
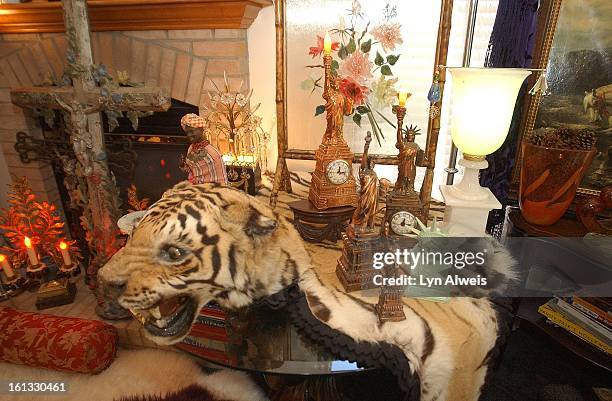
107, 281, 126, 294
98, 273, 127, 298
97, 265, 127, 296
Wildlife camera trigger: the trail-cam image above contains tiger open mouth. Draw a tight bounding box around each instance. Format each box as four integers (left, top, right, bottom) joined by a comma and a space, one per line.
128, 295, 197, 340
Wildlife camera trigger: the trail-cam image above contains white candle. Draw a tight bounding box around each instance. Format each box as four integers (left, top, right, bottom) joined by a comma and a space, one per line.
0, 254, 16, 280
59, 241, 72, 266
23, 237, 39, 266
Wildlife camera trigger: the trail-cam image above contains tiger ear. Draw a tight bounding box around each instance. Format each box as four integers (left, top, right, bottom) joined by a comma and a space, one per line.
214, 188, 278, 238
244, 210, 278, 238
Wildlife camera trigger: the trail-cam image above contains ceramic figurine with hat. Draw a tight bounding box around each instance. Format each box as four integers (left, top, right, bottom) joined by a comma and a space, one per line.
180, 113, 228, 185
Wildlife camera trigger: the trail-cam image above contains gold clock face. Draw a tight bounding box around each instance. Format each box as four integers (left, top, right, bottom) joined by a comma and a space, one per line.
390, 211, 416, 236
326, 159, 350, 185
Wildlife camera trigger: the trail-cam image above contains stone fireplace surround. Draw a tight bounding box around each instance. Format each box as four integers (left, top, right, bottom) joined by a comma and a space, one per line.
0, 0, 273, 210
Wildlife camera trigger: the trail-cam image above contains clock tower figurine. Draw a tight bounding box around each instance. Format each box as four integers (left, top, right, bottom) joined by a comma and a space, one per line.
308, 33, 358, 210
382, 92, 426, 246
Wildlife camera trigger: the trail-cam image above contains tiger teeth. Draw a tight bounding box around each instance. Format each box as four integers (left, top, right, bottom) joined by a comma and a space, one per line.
129, 308, 146, 324
150, 307, 162, 319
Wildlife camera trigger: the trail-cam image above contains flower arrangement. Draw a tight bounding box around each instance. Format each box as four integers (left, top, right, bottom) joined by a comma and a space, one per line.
202, 73, 267, 164
302, 1, 403, 145
0, 177, 81, 270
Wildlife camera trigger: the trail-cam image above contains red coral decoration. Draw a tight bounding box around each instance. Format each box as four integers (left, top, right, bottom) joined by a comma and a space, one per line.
308, 35, 340, 58
339, 77, 369, 105
127, 184, 150, 212
0, 177, 81, 270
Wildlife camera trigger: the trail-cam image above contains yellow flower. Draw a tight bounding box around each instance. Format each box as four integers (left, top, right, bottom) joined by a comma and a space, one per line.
117, 70, 130, 86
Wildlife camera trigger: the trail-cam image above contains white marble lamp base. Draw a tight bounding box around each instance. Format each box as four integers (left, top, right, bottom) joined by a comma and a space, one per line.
439, 184, 501, 236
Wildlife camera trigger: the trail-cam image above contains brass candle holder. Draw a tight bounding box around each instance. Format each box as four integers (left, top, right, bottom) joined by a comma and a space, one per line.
34, 241, 80, 310
58, 262, 82, 278
0, 266, 24, 294
26, 262, 47, 279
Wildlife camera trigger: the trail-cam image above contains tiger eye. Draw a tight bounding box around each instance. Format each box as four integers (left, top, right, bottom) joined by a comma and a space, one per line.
167, 246, 183, 261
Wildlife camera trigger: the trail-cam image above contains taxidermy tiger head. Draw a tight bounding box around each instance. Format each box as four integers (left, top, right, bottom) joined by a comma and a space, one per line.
98, 182, 310, 345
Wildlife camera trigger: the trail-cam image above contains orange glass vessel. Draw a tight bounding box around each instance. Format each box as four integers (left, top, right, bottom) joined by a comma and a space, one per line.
519, 142, 596, 226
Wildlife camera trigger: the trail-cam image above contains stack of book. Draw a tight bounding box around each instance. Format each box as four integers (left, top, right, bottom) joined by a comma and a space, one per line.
538, 297, 611, 356
176, 302, 238, 365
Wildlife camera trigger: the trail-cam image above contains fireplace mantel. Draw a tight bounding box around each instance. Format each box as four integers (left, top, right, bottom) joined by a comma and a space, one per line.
0, 0, 272, 33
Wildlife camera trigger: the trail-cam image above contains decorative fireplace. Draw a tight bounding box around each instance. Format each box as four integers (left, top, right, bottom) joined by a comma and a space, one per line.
14, 98, 262, 247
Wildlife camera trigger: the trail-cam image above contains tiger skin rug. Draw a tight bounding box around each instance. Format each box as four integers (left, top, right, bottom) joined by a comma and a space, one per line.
98, 173, 519, 401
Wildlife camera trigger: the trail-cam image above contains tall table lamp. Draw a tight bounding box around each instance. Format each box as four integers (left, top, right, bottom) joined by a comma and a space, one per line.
440, 68, 532, 235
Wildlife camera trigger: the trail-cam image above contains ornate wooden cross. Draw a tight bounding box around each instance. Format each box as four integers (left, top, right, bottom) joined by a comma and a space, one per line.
10, 0, 170, 278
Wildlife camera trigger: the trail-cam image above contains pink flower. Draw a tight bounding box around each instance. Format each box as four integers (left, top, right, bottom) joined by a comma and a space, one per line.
308, 35, 340, 58
339, 77, 369, 105
371, 23, 403, 52
340, 51, 373, 85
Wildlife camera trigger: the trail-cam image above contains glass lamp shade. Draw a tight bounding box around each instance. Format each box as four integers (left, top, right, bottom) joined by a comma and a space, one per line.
447, 68, 532, 157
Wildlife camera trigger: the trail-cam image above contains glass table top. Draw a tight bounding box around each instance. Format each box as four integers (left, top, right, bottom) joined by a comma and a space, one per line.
175, 301, 368, 376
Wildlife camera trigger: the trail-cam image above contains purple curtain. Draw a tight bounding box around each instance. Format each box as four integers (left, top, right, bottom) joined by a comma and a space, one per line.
478, 0, 539, 234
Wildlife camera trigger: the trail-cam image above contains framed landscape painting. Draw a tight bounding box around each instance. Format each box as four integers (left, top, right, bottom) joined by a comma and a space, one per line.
513, 0, 612, 198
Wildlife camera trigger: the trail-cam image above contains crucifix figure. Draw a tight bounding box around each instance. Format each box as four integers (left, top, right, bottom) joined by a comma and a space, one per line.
9, 0, 170, 306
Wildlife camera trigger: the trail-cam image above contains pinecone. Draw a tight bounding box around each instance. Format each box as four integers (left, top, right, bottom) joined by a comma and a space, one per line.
573, 129, 596, 150
526, 127, 596, 151
555, 127, 573, 148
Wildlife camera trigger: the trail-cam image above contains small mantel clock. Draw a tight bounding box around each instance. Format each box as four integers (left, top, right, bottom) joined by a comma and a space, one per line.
308, 44, 358, 210
382, 97, 426, 245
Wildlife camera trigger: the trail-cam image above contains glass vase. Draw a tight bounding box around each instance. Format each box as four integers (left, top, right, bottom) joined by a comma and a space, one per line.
519, 142, 596, 226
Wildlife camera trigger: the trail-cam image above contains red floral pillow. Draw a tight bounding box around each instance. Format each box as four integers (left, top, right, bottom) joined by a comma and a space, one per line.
0, 306, 117, 373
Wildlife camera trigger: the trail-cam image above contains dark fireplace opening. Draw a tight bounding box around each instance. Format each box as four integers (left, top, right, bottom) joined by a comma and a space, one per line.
101, 98, 197, 207
33, 98, 197, 248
